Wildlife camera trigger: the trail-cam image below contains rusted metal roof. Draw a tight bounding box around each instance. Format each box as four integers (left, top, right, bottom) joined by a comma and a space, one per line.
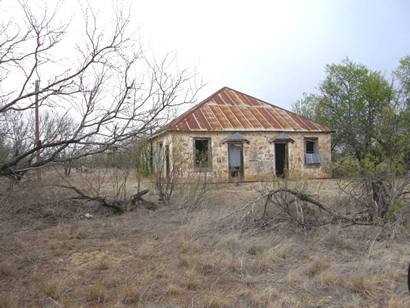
157, 87, 332, 134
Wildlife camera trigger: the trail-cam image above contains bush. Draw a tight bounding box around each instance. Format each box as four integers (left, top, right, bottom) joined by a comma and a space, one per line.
332, 155, 361, 177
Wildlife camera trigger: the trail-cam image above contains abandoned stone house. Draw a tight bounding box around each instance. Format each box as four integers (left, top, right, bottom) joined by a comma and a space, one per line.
152, 87, 332, 182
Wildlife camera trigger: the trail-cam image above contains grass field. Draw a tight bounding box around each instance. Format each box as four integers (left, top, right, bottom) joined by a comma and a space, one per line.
0, 173, 409, 307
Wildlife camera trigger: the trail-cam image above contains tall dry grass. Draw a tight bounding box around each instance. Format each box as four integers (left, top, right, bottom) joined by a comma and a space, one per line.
0, 177, 409, 307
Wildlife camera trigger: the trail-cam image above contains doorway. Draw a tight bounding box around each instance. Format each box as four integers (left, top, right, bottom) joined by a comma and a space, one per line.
165, 145, 170, 180
275, 143, 288, 177
228, 143, 243, 180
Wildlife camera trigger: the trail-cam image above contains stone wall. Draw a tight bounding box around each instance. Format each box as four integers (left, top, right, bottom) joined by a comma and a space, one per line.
153, 131, 331, 181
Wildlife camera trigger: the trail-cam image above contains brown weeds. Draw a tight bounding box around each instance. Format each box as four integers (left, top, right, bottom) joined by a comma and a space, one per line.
0, 178, 409, 307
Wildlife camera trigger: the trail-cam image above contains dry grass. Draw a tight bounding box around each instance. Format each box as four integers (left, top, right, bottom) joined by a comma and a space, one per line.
302, 256, 330, 277
85, 282, 108, 304
120, 286, 140, 305
0, 261, 16, 279
0, 174, 409, 306
93, 258, 112, 271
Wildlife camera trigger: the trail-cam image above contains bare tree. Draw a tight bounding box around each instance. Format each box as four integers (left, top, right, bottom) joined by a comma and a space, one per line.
0, 0, 200, 179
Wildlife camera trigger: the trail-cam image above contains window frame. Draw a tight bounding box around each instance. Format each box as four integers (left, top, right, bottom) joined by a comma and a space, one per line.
305, 139, 316, 154
304, 137, 320, 166
193, 137, 212, 171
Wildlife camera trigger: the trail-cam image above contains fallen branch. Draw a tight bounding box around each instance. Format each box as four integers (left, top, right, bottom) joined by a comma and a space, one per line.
260, 188, 374, 228
58, 185, 125, 213
262, 188, 337, 218
130, 189, 157, 210
130, 189, 149, 204
58, 185, 157, 213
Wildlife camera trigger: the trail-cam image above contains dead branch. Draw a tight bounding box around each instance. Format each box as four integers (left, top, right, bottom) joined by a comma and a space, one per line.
130, 189, 157, 210
58, 184, 124, 213
262, 188, 337, 218
58, 185, 157, 213
259, 188, 374, 229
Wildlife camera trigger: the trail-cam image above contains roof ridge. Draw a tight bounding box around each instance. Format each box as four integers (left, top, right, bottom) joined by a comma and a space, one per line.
158, 87, 227, 132
154, 86, 333, 136
224, 87, 332, 131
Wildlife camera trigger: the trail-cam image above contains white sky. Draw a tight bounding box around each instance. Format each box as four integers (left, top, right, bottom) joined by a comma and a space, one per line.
4, 0, 410, 110
124, 0, 410, 108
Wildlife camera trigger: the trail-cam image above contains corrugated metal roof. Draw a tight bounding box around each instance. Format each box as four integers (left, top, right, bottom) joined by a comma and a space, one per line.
157, 87, 332, 134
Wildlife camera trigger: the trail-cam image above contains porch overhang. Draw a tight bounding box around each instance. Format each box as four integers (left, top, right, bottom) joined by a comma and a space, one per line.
270, 132, 295, 143
221, 132, 249, 144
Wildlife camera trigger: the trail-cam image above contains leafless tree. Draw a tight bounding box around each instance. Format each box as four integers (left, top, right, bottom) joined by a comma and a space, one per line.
0, 0, 201, 179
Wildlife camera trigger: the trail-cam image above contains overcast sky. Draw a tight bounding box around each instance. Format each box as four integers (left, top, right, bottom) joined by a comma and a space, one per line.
120, 0, 410, 109
5, 0, 410, 110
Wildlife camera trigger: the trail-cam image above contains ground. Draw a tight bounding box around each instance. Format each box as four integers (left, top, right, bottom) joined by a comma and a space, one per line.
0, 173, 409, 307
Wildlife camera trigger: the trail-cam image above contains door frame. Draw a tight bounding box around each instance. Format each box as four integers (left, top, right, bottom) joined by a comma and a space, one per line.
274, 142, 289, 177
165, 144, 170, 180
227, 142, 244, 181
